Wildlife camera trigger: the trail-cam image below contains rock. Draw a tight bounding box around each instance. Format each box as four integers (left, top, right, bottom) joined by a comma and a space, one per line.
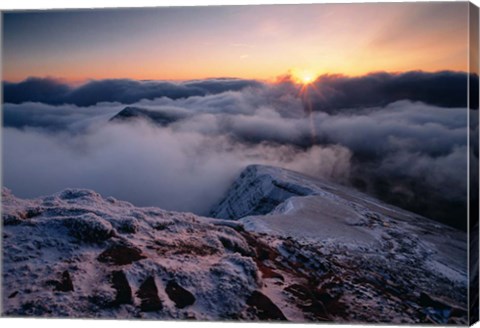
110, 270, 132, 306
110, 106, 189, 126
284, 284, 330, 320
56, 270, 74, 292
136, 276, 163, 312
3, 214, 22, 226
58, 189, 100, 201
257, 262, 284, 281
22, 208, 43, 219
63, 214, 114, 243
210, 165, 315, 220
217, 232, 251, 256
46, 270, 74, 292
114, 217, 139, 234
8, 291, 19, 298
246, 290, 287, 321
97, 242, 146, 265
165, 280, 195, 309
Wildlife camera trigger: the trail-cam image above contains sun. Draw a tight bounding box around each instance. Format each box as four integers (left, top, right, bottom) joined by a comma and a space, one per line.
300, 74, 314, 84
292, 69, 317, 85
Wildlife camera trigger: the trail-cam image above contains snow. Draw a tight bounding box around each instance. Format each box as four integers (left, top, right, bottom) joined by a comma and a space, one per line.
2, 164, 470, 323
210, 164, 469, 324
1, 187, 260, 319
212, 165, 467, 283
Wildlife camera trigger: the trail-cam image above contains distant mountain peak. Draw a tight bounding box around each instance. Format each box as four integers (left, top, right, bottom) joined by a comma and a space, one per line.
110, 106, 189, 126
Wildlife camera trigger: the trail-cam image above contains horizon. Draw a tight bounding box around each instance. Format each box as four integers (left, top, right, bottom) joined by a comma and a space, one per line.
3, 68, 476, 85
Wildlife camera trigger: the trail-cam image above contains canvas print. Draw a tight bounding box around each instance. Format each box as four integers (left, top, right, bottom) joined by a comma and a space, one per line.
1, 1, 479, 325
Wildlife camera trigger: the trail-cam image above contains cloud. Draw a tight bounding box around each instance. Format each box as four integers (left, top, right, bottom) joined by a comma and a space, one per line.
313, 101, 468, 158
302, 71, 478, 112
3, 77, 263, 106
3, 77, 71, 105
2, 74, 474, 230
3, 102, 122, 131
4, 71, 477, 110
308, 101, 470, 229
2, 122, 351, 215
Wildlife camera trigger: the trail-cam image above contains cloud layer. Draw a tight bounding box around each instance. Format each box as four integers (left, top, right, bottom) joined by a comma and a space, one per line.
2, 72, 474, 230
301, 71, 477, 112
4, 77, 262, 106
4, 71, 478, 110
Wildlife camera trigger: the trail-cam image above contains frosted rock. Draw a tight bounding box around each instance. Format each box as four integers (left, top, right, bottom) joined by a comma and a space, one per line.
63, 213, 114, 243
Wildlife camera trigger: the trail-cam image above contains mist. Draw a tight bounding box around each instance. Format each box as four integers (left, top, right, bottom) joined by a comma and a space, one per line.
3, 122, 350, 214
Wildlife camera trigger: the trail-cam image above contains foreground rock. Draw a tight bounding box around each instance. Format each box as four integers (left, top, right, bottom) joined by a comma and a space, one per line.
1, 188, 259, 319
2, 164, 468, 323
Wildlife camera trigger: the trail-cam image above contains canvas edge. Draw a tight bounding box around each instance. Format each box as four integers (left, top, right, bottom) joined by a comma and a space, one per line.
469, 1, 480, 326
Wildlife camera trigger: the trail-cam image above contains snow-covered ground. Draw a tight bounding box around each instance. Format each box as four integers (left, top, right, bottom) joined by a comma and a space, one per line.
2, 165, 469, 323
212, 165, 469, 323
2, 188, 260, 320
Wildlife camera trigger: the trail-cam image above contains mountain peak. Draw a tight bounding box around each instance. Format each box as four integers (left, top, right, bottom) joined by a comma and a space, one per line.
110, 106, 189, 126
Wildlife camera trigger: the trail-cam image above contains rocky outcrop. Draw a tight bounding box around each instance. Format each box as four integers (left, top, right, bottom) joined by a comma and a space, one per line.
109, 106, 189, 126
210, 165, 316, 220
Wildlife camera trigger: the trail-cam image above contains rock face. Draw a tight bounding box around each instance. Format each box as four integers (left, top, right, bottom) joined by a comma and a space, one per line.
109, 106, 189, 126
1, 164, 470, 323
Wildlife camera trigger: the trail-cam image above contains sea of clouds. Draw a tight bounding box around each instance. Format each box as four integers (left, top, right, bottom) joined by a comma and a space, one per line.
3, 71, 478, 229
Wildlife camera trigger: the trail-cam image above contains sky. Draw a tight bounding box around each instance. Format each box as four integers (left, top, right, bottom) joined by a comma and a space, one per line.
2, 2, 470, 83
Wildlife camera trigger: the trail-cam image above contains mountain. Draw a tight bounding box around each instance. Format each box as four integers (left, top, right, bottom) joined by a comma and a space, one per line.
109, 106, 189, 126
1, 165, 468, 323
210, 165, 468, 323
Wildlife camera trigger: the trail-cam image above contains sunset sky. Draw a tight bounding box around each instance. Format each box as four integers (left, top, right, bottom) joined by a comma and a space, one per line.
2, 2, 470, 83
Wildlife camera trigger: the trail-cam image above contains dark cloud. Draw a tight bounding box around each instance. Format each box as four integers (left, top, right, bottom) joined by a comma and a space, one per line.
4, 71, 476, 110
302, 71, 478, 112
2, 74, 474, 231
3, 77, 263, 106
3, 77, 71, 105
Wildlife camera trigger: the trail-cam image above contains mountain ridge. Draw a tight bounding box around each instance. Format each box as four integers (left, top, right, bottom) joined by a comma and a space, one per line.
1, 165, 468, 323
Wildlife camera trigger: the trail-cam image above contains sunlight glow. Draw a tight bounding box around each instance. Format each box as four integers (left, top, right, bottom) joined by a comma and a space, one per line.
292, 69, 317, 85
